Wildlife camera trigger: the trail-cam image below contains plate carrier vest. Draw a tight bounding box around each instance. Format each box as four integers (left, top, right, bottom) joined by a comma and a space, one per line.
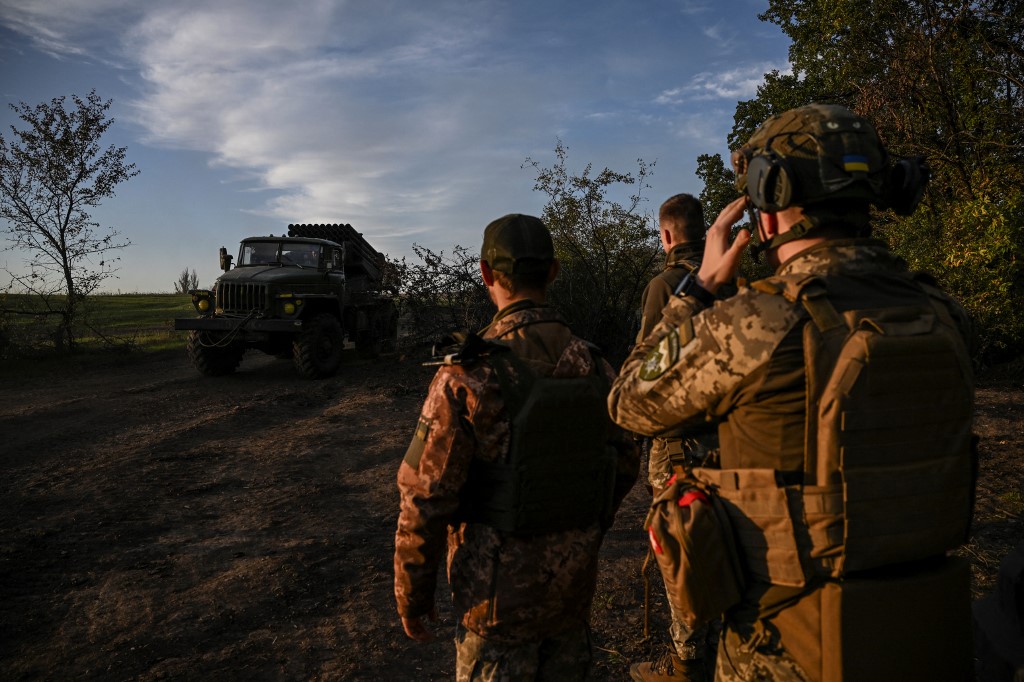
696, 273, 975, 587
457, 347, 618, 535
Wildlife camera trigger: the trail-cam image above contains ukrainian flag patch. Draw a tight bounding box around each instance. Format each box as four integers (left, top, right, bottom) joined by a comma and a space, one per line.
843, 154, 870, 172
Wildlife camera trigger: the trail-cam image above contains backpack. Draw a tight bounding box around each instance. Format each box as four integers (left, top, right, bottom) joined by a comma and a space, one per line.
457, 347, 619, 535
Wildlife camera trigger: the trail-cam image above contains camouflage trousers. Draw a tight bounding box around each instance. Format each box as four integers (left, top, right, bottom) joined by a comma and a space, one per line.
454, 623, 592, 682
714, 621, 810, 682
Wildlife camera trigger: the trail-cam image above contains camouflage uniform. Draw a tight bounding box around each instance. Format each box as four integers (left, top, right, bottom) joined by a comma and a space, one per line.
635, 242, 719, 673
609, 239, 972, 680
395, 301, 639, 680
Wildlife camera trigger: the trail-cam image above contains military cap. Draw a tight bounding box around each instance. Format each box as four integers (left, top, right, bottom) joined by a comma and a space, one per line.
481, 214, 554, 275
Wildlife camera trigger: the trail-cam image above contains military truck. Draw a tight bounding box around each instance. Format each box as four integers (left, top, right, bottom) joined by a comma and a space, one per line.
174, 223, 397, 379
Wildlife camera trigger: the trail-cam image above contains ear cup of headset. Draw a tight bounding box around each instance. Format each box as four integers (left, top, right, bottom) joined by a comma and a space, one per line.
882, 156, 930, 216
746, 152, 794, 212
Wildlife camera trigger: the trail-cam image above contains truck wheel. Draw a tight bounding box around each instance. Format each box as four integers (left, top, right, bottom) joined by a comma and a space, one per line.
356, 312, 384, 359
380, 304, 398, 353
294, 314, 344, 379
186, 331, 245, 376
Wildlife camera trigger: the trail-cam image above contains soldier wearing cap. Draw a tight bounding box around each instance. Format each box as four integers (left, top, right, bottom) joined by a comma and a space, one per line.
609, 105, 975, 680
394, 214, 639, 680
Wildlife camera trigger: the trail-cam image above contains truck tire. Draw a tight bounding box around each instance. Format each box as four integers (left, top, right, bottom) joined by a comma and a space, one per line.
356, 311, 382, 359
186, 331, 245, 376
380, 302, 398, 353
356, 302, 398, 359
294, 313, 344, 379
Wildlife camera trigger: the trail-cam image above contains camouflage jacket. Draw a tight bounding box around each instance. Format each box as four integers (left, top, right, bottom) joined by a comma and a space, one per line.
609, 238, 972, 472
394, 301, 639, 643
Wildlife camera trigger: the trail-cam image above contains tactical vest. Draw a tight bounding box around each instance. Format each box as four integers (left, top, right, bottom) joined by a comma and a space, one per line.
695, 273, 974, 587
458, 349, 619, 535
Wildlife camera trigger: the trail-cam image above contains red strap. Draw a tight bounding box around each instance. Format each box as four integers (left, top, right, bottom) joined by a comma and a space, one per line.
677, 489, 709, 507
648, 527, 663, 555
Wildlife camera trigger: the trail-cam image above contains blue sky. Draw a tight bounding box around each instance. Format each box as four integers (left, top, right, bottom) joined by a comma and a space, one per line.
0, 0, 790, 293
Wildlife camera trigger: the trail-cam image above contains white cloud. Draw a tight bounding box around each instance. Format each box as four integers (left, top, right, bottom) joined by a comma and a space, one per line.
0, 0, 794, 277
655, 61, 792, 104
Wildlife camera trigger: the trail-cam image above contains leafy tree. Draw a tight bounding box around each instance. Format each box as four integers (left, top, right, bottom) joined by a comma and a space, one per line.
388, 244, 491, 347
698, 0, 1023, 362
695, 152, 739, 221
173, 268, 199, 294
525, 141, 662, 364
0, 90, 138, 352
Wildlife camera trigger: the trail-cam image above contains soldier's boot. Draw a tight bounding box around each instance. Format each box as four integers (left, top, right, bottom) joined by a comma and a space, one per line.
629, 649, 707, 682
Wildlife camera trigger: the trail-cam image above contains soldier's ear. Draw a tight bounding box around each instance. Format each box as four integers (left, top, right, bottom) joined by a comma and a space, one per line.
546, 259, 560, 285
480, 260, 496, 286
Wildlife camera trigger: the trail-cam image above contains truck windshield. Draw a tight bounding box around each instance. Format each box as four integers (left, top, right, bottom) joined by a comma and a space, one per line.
240, 241, 281, 265
239, 242, 322, 268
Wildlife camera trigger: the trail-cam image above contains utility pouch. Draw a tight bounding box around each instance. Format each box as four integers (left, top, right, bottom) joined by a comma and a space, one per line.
644, 474, 745, 628
770, 556, 973, 682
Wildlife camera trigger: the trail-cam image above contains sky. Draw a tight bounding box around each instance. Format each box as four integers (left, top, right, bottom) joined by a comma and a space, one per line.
0, 0, 791, 293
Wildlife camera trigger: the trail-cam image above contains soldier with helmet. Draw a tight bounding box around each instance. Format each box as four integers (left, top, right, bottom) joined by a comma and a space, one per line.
394, 214, 639, 680
610, 105, 975, 680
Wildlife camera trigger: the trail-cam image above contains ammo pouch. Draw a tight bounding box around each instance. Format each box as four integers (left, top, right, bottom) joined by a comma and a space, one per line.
767, 556, 974, 681
458, 349, 618, 534
644, 474, 744, 628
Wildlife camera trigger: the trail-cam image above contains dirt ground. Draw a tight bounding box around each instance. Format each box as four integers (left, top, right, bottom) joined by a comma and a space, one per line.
0, 346, 1021, 680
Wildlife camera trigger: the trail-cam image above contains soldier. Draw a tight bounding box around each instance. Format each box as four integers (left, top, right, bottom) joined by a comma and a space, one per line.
394, 214, 639, 681
632, 193, 719, 682
609, 105, 975, 680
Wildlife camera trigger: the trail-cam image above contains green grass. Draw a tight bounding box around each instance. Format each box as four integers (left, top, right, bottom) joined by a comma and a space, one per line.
2, 292, 195, 354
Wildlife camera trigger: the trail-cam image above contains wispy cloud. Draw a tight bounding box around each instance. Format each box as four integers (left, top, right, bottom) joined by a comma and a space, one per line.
0, 0, 793, 270
655, 61, 792, 104
0, 0, 141, 61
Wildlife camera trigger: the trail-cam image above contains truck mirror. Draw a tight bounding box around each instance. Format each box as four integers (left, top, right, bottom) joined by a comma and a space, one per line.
219, 247, 233, 271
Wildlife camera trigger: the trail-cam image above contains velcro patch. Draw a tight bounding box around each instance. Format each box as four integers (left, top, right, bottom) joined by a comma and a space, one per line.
403, 415, 432, 469
639, 321, 693, 380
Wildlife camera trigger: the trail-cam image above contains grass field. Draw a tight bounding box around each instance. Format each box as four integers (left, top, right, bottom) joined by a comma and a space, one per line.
1, 292, 195, 354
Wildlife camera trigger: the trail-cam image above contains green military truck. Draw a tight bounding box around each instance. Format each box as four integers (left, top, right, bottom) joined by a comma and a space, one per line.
174, 223, 397, 379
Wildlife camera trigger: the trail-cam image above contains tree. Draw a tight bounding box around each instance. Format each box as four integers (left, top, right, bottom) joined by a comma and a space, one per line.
698, 0, 1024, 362
388, 244, 491, 347
173, 268, 199, 294
0, 90, 138, 352
525, 141, 662, 364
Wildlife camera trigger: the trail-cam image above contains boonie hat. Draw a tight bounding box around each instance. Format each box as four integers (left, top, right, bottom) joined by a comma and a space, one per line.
481, 214, 554, 274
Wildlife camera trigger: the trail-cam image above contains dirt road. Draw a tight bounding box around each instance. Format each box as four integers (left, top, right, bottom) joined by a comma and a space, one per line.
0, 348, 1020, 680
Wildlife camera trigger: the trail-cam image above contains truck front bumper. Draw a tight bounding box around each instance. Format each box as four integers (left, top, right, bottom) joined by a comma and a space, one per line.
174, 317, 304, 333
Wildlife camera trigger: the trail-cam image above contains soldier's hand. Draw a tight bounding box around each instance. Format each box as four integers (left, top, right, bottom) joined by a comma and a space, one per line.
697, 196, 751, 293
401, 606, 438, 642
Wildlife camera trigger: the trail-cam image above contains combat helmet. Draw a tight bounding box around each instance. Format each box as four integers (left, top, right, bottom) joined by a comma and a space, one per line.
731, 104, 928, 250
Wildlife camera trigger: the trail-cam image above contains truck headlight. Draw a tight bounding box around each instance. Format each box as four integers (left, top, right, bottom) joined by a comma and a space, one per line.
191, 290, 214, 315
276, 294, 303, 316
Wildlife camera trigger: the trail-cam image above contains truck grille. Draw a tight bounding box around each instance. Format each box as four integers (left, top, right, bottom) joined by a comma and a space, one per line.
216, 282, 267, 314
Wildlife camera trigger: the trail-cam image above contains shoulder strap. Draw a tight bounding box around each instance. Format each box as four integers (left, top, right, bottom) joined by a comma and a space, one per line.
797, 282, 851, 484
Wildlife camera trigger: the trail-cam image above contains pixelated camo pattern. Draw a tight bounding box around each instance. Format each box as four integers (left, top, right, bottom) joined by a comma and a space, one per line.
715, 625, 810, 682
454, 623, 591, 681
394, 305, 639, 643
609, 242, 904, 437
